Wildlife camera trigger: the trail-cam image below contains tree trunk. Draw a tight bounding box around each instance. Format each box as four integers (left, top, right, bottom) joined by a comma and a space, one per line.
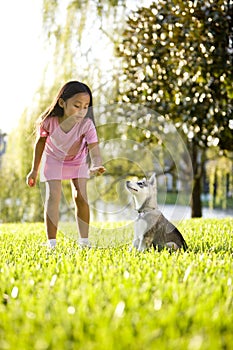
191, 175, 202, 217
190, 140, 203, 218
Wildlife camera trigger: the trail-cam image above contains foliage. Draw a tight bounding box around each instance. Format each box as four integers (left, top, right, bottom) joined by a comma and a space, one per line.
117, 0, 233, 149
41, 0, 126, 102
206, 149, 233, 210
1, 0, 233, 221
0, 109, 43, 222
0, 79, 64, 223
0, 0, 127, 223
92, 103, 193, 207
0, 218, 233, 349
116, 0, 233, 216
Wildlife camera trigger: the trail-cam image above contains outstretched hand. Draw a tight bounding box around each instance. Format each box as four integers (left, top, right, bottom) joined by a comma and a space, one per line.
89, 166, 106, 177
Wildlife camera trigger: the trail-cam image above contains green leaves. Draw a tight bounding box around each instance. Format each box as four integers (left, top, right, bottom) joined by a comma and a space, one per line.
117, 0, 233, 149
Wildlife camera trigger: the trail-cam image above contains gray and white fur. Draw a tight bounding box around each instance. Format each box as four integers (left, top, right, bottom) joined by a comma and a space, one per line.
126, 173, 188, 252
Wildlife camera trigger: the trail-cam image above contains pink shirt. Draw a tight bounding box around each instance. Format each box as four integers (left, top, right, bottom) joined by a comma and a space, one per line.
39, 116, 98, 165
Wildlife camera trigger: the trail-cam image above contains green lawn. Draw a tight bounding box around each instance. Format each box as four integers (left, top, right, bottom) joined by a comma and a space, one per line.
0, 218, 233, 350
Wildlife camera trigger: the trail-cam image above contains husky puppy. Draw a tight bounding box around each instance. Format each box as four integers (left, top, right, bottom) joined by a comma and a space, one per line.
126, 173, 188, 252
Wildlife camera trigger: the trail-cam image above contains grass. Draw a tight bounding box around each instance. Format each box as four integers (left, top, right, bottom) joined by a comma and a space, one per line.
0, 218, 233, 350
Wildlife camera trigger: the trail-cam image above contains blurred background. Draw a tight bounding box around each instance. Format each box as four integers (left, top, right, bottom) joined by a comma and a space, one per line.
0, 0, 232, 223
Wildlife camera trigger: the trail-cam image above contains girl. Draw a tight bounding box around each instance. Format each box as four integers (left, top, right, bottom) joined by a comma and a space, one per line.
26, 81, 105, 248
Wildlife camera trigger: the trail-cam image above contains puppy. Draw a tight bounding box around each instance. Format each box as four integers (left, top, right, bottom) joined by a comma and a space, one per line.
126, 173, 188, 252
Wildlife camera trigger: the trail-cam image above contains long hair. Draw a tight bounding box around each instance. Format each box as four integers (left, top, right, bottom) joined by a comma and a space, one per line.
38, 81, 95, 124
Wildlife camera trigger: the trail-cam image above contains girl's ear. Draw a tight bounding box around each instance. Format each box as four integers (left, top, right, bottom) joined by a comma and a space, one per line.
58, 98, 64, 108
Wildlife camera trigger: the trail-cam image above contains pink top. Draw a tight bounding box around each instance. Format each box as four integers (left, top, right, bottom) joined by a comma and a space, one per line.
39, 116, 98, 165
39, 116, 98, 181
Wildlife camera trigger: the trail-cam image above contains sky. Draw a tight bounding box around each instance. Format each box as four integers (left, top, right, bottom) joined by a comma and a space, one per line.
0, 0, 154, 135
0, 0, 45, 133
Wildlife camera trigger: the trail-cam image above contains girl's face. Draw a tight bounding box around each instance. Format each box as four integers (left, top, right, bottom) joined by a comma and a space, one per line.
59, 92, 90, 121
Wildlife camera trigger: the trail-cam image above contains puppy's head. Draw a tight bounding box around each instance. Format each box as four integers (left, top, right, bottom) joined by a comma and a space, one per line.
126, 173, 157, 211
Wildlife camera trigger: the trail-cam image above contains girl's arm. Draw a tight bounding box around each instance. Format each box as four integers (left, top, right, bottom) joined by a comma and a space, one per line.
88, 142, 106, 176
26, 136, 47, 187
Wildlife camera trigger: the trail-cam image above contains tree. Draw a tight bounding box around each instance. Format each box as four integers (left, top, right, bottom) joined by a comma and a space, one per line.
41, 0, 127, 103
116, 0, 233, 217
0, 0, 128, 222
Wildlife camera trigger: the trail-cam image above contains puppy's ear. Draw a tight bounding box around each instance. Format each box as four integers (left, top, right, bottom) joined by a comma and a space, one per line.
149, 173, 157, 186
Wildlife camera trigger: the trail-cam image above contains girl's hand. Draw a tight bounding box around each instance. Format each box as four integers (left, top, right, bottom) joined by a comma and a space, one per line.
89, 166, 106, 177
26, 170, 38, 187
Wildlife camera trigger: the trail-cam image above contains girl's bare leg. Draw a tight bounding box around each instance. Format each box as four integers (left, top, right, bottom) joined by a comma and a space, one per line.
71, 178, 89, 238
44, 180, 62, 239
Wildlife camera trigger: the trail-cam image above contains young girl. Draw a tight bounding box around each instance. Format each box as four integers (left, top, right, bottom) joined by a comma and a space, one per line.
26, 81, 105, 248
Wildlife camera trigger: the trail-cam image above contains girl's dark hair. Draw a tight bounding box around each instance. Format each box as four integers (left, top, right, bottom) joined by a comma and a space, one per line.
39, 81, 95, 124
